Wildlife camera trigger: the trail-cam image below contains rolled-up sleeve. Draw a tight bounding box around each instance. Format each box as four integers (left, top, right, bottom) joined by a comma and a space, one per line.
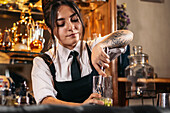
31, 57, 57, 104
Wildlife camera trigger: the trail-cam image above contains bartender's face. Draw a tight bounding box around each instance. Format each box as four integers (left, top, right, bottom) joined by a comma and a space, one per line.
53, 5, 82, 50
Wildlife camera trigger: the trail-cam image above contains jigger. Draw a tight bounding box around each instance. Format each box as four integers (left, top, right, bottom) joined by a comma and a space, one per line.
157, 93, 170, 107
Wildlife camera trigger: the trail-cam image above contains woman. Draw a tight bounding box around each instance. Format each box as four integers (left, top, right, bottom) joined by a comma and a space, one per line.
31, 0, 133, 106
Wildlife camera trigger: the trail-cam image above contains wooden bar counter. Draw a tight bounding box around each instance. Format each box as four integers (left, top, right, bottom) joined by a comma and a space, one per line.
117, 77, 170, 106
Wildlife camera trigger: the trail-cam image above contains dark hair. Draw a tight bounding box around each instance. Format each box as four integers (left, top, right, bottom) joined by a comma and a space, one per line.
42, 0, 85, 56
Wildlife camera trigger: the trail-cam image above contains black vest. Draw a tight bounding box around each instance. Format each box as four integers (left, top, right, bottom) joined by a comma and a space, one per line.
40, 43, 98, 103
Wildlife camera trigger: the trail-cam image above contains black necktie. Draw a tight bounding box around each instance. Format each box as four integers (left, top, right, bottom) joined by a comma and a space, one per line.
70, 51, 81, 80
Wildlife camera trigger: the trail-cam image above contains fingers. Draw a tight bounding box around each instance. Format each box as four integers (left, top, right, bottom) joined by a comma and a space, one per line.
99, 49, 110, 68
98, 60, 110, 69
96, 50, 110, 70
93, 64, 107, 77
91, 44, 110, 77
88, 98, 104, 105
84, 93, 104, 105
100, 54, 110, 63
88, 93, 101, 99
101, 49, 110, 59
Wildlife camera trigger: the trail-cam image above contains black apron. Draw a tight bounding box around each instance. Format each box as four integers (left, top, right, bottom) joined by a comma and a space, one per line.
40, 43, 99, 103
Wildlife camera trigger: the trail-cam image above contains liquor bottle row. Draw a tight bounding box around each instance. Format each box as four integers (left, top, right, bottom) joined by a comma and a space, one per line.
0, 76, 36, 106
0, 6, 46, 53
0, 0, 19, 10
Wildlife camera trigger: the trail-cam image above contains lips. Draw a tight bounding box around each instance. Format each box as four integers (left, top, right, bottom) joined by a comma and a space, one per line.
66, 33, 78, 37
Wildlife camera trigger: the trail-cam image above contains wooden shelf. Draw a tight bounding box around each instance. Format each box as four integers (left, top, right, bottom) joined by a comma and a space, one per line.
118, 77, 170, 83
0, 50, 42, 64
0, 8, 43, 15
0, 50, 42, 56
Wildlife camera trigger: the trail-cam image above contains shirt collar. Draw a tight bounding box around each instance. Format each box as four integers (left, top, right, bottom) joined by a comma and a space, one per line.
57, 41, 81, 62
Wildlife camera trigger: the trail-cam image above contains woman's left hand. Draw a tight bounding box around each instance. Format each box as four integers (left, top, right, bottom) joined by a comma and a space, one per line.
82, 93, 104, 105
91, 43, 110, 77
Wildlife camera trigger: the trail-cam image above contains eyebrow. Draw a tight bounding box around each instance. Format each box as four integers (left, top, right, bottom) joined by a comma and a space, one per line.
70, 13, 76, 18
56, 13, 77, 21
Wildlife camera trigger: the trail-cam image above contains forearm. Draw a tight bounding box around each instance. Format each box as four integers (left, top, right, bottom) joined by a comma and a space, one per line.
91, 30, 133, 76
99, 30, 133, 49
41, 96, 81, 106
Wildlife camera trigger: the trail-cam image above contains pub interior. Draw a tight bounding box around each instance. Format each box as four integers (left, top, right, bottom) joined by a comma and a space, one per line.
0, 0, 169, 113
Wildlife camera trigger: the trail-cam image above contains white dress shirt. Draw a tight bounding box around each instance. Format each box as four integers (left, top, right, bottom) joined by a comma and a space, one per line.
31, 36, 126, 104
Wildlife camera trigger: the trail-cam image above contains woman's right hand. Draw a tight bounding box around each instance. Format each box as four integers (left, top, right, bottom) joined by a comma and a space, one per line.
91, 43, 110, 77
82, 93, 104, 105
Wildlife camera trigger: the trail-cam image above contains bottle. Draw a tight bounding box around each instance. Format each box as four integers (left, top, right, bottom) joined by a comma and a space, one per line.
13, 10, 29, 51
26, 3, 35, 51
10, 82, 17, 106
30, 21, 42, 53
6, 0, 18, 10
16, 10, 28, 47
0, 29, 3, 49
10, 23, 18, 42
16, 81, 29, 105
1, 28, 12, 50
0, 0, 7, 9
36, 20, 46, 48
0, 78, 3, 105
125, 45, 155, 98
0, 74, 16, 106
1, 82, 12, 106
9, 23, 18, 49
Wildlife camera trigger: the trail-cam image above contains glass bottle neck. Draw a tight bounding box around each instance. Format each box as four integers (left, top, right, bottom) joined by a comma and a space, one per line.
133, 56, 149, 65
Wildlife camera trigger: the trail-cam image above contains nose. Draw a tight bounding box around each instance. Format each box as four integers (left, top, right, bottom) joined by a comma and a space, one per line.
66, 20, 75, 31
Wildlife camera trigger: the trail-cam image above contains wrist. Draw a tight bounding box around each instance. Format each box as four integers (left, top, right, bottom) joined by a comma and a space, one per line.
95, 42, 106, 50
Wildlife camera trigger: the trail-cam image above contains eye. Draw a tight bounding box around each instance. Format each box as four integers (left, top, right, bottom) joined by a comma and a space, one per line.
56, 20, 65, 27
71, 15, 79, 22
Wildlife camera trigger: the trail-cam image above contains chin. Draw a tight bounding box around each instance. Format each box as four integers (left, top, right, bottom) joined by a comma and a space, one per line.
71, 38, 79, 46
72, 37, 80, 43
72, 40, 79, 46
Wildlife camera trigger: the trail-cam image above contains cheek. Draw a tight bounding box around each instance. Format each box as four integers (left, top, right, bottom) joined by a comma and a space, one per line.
77, 23, 82, 33
53, 27, 64, 39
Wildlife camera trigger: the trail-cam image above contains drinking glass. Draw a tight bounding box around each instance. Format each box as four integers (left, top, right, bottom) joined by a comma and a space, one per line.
93, 75, 113, 107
